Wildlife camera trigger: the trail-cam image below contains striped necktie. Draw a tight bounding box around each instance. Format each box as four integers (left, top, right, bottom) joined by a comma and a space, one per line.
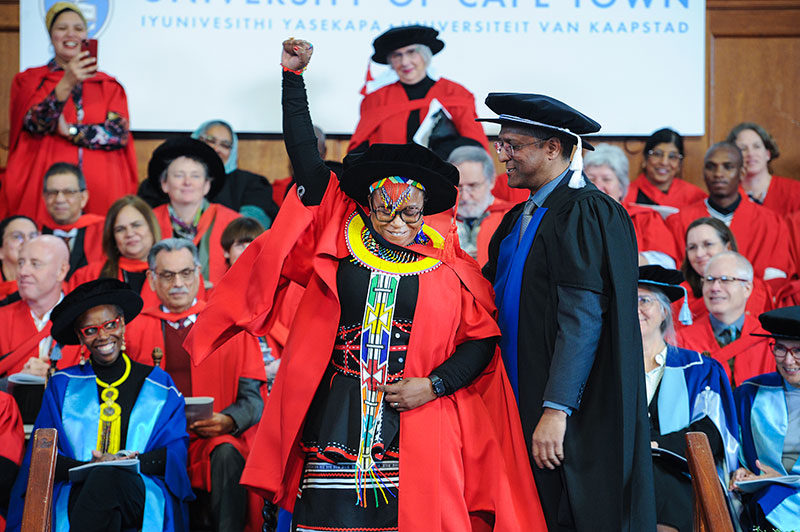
519, 199, 537, 243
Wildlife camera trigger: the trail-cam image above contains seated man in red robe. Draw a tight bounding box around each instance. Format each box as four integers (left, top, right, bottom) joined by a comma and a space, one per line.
125, 237, 265, 532
667, 142, 794, 284
39, 163, 104, 281
0, 235, 81, 387
426, 145, 513, 267
678, 251, 774, 387
0, 216, 39, 305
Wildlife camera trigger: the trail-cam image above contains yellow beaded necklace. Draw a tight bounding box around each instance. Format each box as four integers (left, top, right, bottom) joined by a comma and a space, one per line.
95, 353, 131, 454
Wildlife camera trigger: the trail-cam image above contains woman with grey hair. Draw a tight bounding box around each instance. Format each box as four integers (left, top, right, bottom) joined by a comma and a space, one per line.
585, 143, 679, 268
637, 265, 738, 532
348, 25, 489, 153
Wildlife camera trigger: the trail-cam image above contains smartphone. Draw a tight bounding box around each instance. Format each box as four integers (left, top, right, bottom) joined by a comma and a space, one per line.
81, 39, 98, 61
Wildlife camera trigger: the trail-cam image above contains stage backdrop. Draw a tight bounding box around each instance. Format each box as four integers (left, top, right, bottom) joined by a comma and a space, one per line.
20, 0, 705, 136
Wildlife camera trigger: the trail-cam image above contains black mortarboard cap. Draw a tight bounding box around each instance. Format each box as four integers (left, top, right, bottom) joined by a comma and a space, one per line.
752, 306, 800, 341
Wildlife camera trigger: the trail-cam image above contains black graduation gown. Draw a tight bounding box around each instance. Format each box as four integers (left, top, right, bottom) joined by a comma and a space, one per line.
483, 174, 657, 532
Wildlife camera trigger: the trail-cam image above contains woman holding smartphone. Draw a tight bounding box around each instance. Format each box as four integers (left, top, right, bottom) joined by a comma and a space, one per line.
2, 2, 138, 223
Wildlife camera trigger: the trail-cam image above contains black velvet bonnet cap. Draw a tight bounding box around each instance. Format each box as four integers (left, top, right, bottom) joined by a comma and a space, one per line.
50, 279, 143, 346
477, 93, 601, 150
147, 137, 227, 199
638, 265, 686, 303
751, 306, 800, 341
340, 143, 459, 215
371, 25, 445, 64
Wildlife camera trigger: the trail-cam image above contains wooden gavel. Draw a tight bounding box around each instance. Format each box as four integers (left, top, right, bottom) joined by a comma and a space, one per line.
151, 347, 164, 368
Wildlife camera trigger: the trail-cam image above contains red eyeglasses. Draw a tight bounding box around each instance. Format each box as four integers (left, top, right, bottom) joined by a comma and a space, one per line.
78, 316, 122, 339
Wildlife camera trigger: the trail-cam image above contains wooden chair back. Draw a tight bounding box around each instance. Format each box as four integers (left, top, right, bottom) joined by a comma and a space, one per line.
685, 431, 734, 532
20, 428, 58, 532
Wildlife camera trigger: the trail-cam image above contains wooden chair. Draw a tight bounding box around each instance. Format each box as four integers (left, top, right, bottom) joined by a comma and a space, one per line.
20, 428, 58, 532
685, 431, 734, 532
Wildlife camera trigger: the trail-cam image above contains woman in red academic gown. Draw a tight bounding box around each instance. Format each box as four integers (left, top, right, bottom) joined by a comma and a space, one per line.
624, 128, 706, 212
187, 39, 545, 532
727, 122, 800, 217
348, 25, 488, 154
2, 3, 137, 222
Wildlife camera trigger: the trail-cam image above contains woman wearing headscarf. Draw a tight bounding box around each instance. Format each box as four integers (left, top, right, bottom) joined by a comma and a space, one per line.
2, 2, 137, 222
348, 25, 489, 153
186, 38, 545, 532
637, 266, 738, 532
5, 279, 191, 532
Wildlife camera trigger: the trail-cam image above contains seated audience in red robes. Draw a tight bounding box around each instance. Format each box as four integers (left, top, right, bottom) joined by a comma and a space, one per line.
348, 25, 489, 153
139, 121, 279, 229
426, 145, 513, 267
624, 128, 706, 212
678, 251, 774, 387
0, 236, 80, 386
39, 162, 104, 280
667, 142, 794, 284
0, 391, 24, 531
145, 137, 241, 289
584, 143, 679, 268
68, 195, 165, 309
726, 121, 800, 217
125, 238, 265, 532
0, 216, 39, 305
680, 217, 772, 323
1, 3, 137, 222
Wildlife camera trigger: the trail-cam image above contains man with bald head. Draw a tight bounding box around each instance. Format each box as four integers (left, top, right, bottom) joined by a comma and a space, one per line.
668, 142, 794, 282
0, 235, 81, 386
678, 251, 775, 387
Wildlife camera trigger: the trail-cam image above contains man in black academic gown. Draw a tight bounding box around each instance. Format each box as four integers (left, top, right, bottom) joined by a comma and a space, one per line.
480, 93, 656, 532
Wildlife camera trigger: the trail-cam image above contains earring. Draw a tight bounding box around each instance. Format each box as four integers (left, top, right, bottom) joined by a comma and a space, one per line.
79, 344, 86, 366
121, 335, 127, 355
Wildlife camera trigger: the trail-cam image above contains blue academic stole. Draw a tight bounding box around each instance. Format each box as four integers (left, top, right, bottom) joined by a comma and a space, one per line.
494, 206, 547, 401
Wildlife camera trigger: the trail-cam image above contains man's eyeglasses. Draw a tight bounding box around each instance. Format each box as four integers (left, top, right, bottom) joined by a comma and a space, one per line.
771, 342, 800, 361
494, 139, 546, 159
199, 135, 233, 151
647, 149, 683, 162
702, 275, 750, 286
43, 188, 83, 200
369, 198, 423, 224
152, 267, 197, 283
78, 316, 122, 339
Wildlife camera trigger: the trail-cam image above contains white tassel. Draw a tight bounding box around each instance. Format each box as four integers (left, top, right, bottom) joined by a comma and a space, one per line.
567, 135, 585, 189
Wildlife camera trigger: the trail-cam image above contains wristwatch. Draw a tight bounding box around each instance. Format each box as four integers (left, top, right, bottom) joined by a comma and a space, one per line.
67, 124, 79, 138
428, 374, 446, 397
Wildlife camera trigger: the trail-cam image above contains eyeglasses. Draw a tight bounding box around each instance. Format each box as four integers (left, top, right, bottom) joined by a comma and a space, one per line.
638, 296, 658, 311
495, 139, 546, 159
152, 267, 197, 283
198, 134, 233, 151
702, 275, 750, 286
388, 46, 421, 64
458, 181, 488, 193
771, 342, 800, 361
5, 230, 40, 245
369, 197, 423, 224
78, 315, 122, 339
647, 149, 683, 162
43, 188, 83, 200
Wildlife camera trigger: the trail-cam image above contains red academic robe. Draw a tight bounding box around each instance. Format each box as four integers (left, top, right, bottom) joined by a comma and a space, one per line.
624, 173, 706, 211
667, 194, 795, 282
153, 203, 241, 288
491, 173, 530, 204
2, 66, 138, 221
67, 258, 159, 309
0, 391, 24, 532
42, 213, 105, 274
0, 300, 81, 377
185, 179, 547, 531
678, 279, 773, 327
426, 197, 514, 267
348, 78, 489, 152
0, 279, 17, 300
625, 202, 680, 263
788, 211, 800, 278
758, 175, 800, 216
677, 313, 774, 386
271, 176, 292, 207
124, 301, 265, 488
